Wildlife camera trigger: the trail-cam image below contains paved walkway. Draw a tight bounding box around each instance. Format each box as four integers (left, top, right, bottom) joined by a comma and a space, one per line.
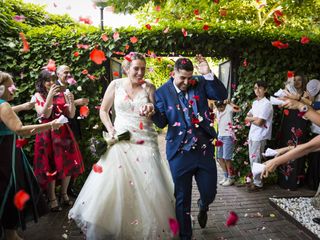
20, 134, 317, 240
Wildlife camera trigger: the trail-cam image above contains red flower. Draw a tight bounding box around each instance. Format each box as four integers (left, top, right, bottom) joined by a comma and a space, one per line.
93, 164, 103, 173
168, 218, 179, 236
130, 36, 138, 44
14, 190, 30, 211
113, 32, 119, 40
145, 24, 152, 30
203, 24, 209, 31
90, 48, 106, 64
283, 109, 289, 116
101, 34, 109, 42
301, 36, 310, 45
80, 105, 89, 118
87, 74, 97, 80
81, 69, 88, 75
226, 211, 238, 227
273, 15, 282, 26
73, 51, 79, 57
79, 16, 92, 24
16, 138, 28, 148
271, 40, 289, 49
194, 9, 200, 15
113, 71, 119, 77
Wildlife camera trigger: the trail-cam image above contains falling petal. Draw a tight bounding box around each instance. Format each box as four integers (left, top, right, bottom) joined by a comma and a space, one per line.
46, 170, 57, 177
92, 164, 103, 173
81, 69, 88, 75
16, 138, 28, 148
203, 25, 209, 31
113, 71, 119, 77
139, 121, 144, 130
163, 27, 170, 33
145, 24, 152, 30
14, 190, 30, 211
168, 218, 179, 236
80, 105, 89, 118
90, 49, 106, 64
136, 140, 145, 144
226, 211, 238, 227
19, 32, 29, 52
155, 5, 161, 11
300, 36, 310, 45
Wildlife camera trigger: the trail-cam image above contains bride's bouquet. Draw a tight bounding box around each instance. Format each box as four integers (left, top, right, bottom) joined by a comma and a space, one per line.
90, 130, 131, 158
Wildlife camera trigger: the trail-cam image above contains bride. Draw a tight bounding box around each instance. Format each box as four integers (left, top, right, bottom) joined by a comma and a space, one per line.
69, 52, 176, 239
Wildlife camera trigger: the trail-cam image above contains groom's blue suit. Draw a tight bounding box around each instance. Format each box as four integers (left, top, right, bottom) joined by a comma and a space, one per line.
152, 74, 227, 239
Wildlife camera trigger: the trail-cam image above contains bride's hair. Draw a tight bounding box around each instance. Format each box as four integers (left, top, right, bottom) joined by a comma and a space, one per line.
122, 52, 146, 75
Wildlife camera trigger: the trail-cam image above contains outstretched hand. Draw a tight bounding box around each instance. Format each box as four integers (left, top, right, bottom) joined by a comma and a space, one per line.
195, 54, 211, 75
261, 159, 278, 178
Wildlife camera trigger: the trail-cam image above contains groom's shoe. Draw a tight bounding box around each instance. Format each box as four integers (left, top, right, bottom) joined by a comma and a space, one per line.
197, 199, 208, 228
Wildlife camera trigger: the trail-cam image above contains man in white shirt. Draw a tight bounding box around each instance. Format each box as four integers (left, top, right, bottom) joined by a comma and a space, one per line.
245, 81, 273, 191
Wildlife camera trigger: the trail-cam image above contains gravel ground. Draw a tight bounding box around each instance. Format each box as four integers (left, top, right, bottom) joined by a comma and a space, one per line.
270, 197, 320, 238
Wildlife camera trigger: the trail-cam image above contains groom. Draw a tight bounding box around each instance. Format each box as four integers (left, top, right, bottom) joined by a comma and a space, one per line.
150, 55, 227, 239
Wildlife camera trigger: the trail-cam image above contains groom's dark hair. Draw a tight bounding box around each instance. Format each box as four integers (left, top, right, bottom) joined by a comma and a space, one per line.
174, 58, 194, 72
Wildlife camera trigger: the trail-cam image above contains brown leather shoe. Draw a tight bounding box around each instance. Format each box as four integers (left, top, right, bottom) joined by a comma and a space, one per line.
247, 184, 263, 192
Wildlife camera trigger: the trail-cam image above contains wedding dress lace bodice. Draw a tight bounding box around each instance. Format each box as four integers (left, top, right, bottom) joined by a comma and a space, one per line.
113, 78, 158, 146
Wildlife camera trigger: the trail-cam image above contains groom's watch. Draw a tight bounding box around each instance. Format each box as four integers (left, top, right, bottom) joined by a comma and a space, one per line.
299, 104, 309, 113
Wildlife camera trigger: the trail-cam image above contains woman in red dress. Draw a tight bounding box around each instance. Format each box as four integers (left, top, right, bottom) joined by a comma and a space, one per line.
33, 69, 84, 212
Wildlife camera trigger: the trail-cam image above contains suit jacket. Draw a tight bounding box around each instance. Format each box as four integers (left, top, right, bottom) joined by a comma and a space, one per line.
152, 75, 227, 161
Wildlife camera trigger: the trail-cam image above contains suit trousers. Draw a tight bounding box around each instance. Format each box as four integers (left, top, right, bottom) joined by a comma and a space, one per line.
169, 142, 217, 240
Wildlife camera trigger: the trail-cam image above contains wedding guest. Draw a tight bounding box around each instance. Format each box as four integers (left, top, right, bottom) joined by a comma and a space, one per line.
245, 81, 273, 192
69, 52, 176, 239
215, 99, 240, 186
262, 96, 320, 177
0, 71, 62, 240
276, 72, 308, 190
33, 69, 84, 212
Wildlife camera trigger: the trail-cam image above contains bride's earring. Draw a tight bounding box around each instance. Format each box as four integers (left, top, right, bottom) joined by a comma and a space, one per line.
0, 85, 5, 98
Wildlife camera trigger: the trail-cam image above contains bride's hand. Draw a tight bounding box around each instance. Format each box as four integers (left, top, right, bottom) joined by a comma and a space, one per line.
140, 103, 155, 118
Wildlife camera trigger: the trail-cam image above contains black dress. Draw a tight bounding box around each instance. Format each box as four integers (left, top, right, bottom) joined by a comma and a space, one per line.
276, 109, 309, 190
0, 101, 47, 235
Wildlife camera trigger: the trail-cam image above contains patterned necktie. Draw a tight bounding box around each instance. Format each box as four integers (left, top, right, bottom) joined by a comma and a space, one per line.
178, 91, 189, 108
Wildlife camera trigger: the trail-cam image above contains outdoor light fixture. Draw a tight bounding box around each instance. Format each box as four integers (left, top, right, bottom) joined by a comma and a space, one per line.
92, 0, 109, 31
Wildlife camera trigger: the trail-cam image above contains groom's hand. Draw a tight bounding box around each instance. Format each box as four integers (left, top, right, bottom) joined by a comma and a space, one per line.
195, 54, 211, 75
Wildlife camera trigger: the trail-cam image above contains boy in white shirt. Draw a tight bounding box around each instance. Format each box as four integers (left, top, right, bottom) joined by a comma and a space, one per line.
215, 100, 240, 186
245, 81, 273, 192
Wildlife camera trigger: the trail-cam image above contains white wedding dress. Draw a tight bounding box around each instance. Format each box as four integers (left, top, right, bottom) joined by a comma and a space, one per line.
69, 79, 176, 240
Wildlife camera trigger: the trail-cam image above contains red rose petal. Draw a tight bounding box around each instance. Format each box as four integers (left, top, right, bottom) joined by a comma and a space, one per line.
90, 48, 107, 65
226, 211, 238, 227
168, 218, 179, 236
16, 138, 28, 148
93, 164, 103, 173
14, 190, 30, 211
80, 105, 89, 118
